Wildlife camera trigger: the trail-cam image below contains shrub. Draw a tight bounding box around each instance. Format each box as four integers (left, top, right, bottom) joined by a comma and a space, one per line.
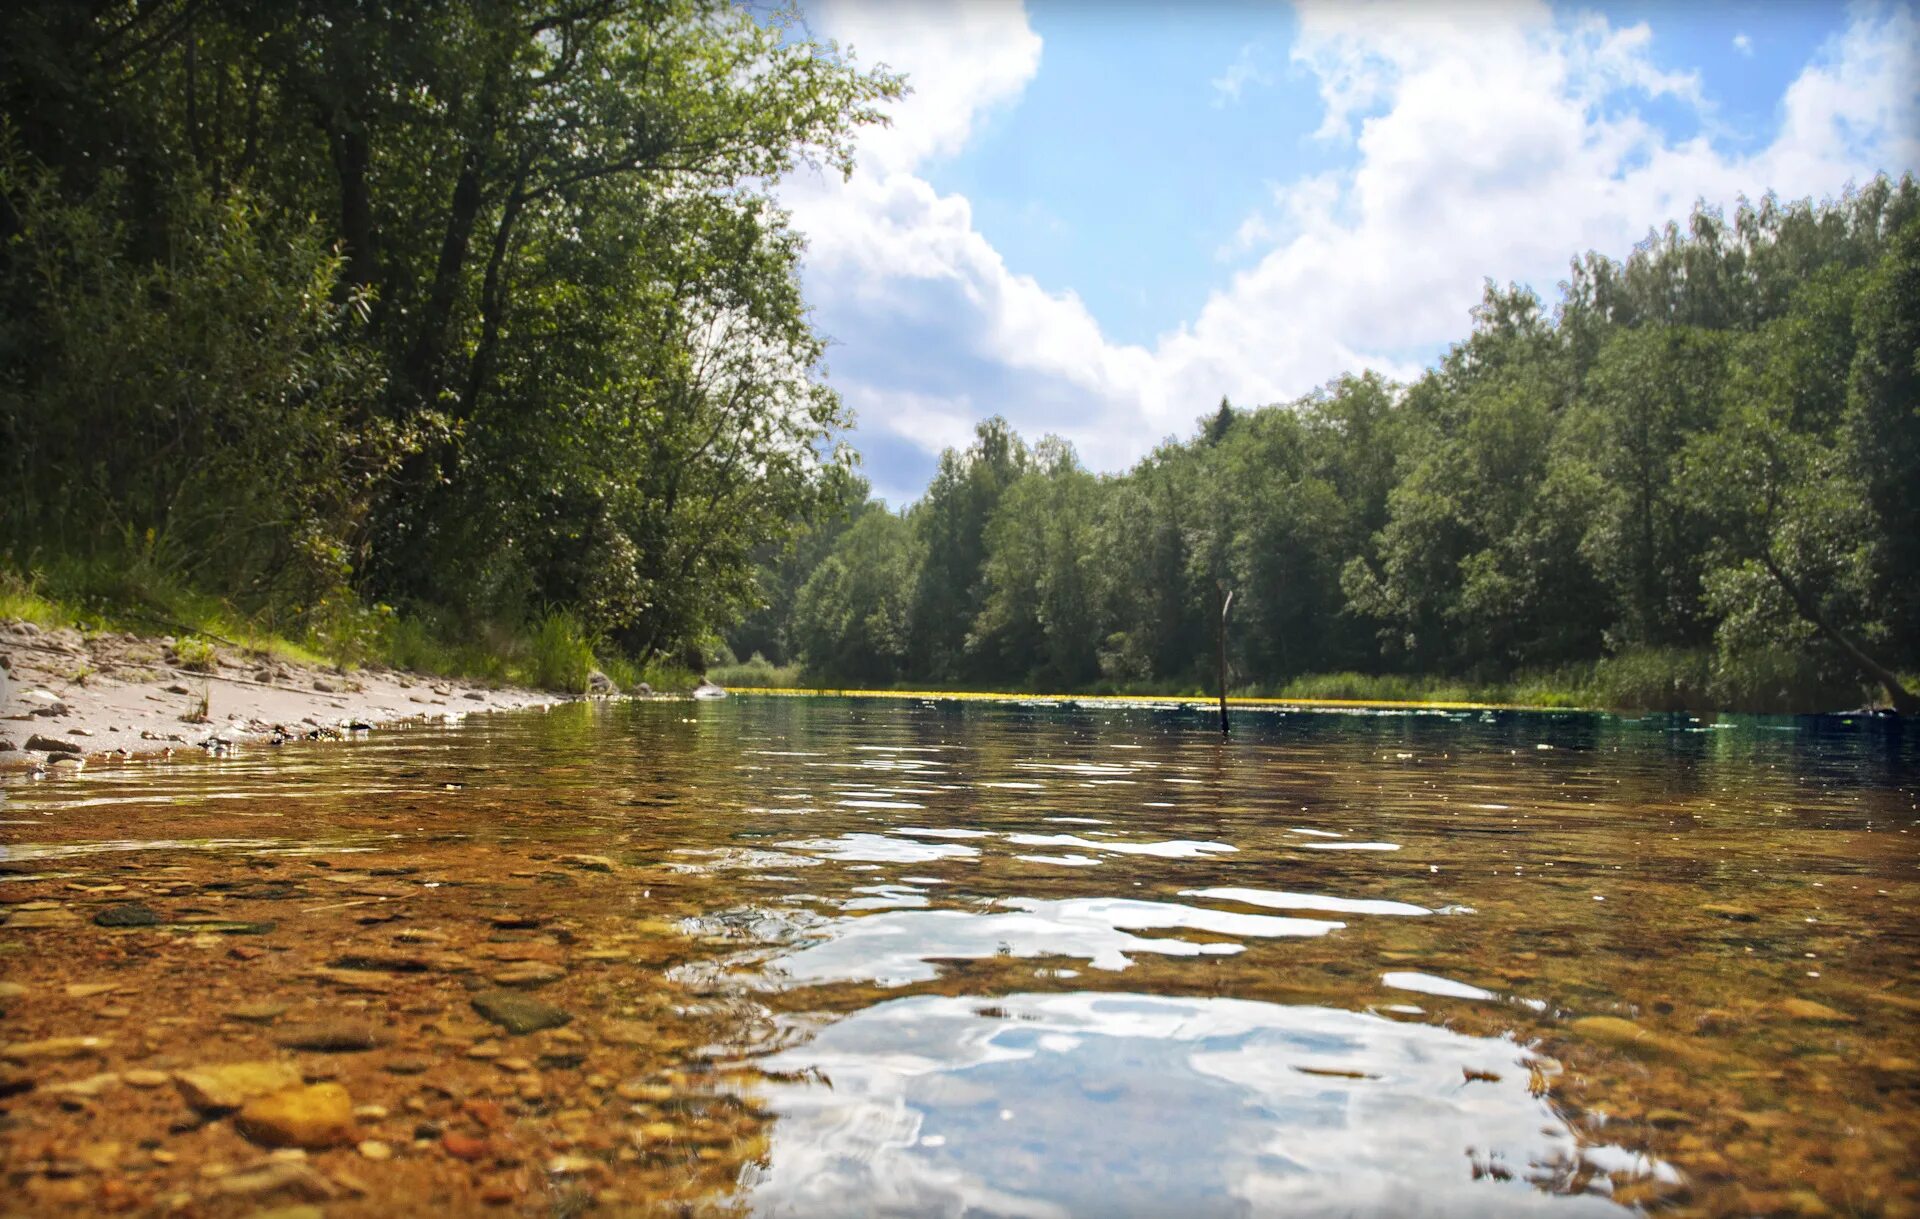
528, 612, 597, 693
1591, 648, 1712, 711
173, 636, 217, 673
710, 651, 803, 689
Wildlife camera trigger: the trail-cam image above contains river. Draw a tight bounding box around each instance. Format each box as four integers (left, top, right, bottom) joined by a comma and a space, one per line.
2, 695, 1915, 1217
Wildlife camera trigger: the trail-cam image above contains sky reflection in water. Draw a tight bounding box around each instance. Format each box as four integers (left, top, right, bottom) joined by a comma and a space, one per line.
747, 991, 1637, 1218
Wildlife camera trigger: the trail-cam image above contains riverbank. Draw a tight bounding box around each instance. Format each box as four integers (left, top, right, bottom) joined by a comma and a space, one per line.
0, 619, 570, 772
712, 650, 1913, 715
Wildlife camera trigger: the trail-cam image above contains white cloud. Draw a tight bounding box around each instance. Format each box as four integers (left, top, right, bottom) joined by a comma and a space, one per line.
838, 380, 980, 458
787, 0, 1920, 488
1733, 31, 1754, 56
1211, 43, 1272, 107
815, 0, 1039, 175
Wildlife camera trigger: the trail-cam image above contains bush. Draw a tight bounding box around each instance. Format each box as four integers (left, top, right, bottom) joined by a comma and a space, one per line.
710, 651, 803, 689
1590, 648, 1712, 711
173, 636, 216, 672
0, 151, 397, 626
528, 612, 597, 693
1709, 647, 1868, 713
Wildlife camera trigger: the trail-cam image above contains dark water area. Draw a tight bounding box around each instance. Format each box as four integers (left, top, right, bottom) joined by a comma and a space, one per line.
2, 696, 1916, 1217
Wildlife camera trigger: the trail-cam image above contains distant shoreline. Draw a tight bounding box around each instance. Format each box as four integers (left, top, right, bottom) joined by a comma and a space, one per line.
728, 686, 1550, 713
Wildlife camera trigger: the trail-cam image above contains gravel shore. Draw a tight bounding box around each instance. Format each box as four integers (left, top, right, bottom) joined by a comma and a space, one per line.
0, 620, 566, 772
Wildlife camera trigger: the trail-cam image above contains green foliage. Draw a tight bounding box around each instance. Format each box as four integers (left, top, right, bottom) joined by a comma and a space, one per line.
0, 153, 394, 614
709, 652, 804, 689
791, 510, 919, 685
1588, 648, 1712, 712
528, 613, 598, 695
173, 637, 217, 673
743, 181, 1919, 713
0, 0, 898, 677
0, 570, 65, 628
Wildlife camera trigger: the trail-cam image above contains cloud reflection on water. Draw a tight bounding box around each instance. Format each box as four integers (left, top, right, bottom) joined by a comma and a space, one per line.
767, 897, 1343, 986
746, 991, 1640, 1218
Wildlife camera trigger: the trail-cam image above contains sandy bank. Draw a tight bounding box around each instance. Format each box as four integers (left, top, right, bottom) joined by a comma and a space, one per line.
0, 619, 572, 773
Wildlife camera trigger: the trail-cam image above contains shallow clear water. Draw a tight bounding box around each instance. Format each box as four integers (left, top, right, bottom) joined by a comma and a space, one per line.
2, 696, 1915, 1217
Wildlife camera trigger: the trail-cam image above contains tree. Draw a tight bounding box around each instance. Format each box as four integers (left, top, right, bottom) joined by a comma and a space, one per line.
0, 0, 901, 664
907, 418, 1031, 681
973, 440, 1105, 688
792, 510, 919, 685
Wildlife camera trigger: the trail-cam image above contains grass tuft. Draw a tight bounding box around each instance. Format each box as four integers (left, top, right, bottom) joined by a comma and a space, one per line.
710, 652, 804, 689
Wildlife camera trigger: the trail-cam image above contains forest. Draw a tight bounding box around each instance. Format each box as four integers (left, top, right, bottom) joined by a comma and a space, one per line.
0, 0, 895, 687
728, 180, 1920, 713
2, 6, 1915, 712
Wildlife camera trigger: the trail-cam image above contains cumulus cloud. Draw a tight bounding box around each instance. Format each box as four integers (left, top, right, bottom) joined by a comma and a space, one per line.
1733, 31, 1754, 56
787, 0, 1920, 499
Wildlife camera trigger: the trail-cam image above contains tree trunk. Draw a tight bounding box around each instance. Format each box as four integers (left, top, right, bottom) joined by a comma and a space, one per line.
1761, 555, 1918, 713
327, 118, 378, 305
459, 163, 532, 419
1216, 583, 1234, 737
405, 149, 486, 403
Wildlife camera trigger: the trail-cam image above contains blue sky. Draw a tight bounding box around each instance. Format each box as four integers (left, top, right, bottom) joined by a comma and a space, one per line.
781, 1, 1920, 505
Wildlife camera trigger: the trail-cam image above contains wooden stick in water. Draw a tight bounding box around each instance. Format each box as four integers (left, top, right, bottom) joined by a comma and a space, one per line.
1217, 582, 1234, 738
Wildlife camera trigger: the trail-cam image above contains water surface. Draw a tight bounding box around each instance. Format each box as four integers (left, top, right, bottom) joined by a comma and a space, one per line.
2, 696, 1915, 1217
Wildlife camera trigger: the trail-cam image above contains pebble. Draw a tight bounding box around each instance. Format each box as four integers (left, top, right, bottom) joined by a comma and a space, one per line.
1569, 1016, 1712, 1064
93, 902, 160, 927
64, 982, 120, 999
471, 990, 572, 1035
5, 907, 81, 929
212, 1160, 340, 1202
124, 1068, 169, 1088
48, 1072, 121, 1098
237, 1082, 359, 1148
599, 1020, 653, 1047
488, 961, 567, 988
357, 1139, 393, 1161
352, 1103, 390, 1120
443, 1132, 491, 1161
0, 982, 26, 999
1775, 998, 1857, 1024
304, 967, 394, 993
227, 1002, 290, 1023
174, 1061, 304, 1111
559, 854, 619, 873
274, 1021, 383, 1052
1, 1036, 113, 1061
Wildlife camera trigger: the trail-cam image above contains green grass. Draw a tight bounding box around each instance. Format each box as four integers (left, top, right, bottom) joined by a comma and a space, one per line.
709, 652, 805, 689
0, 571, 67, 627
0, 561, 676, 694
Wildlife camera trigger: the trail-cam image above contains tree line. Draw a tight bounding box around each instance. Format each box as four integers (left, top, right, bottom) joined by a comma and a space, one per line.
733, 179, 1920, 713
0, 0, 895, 670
